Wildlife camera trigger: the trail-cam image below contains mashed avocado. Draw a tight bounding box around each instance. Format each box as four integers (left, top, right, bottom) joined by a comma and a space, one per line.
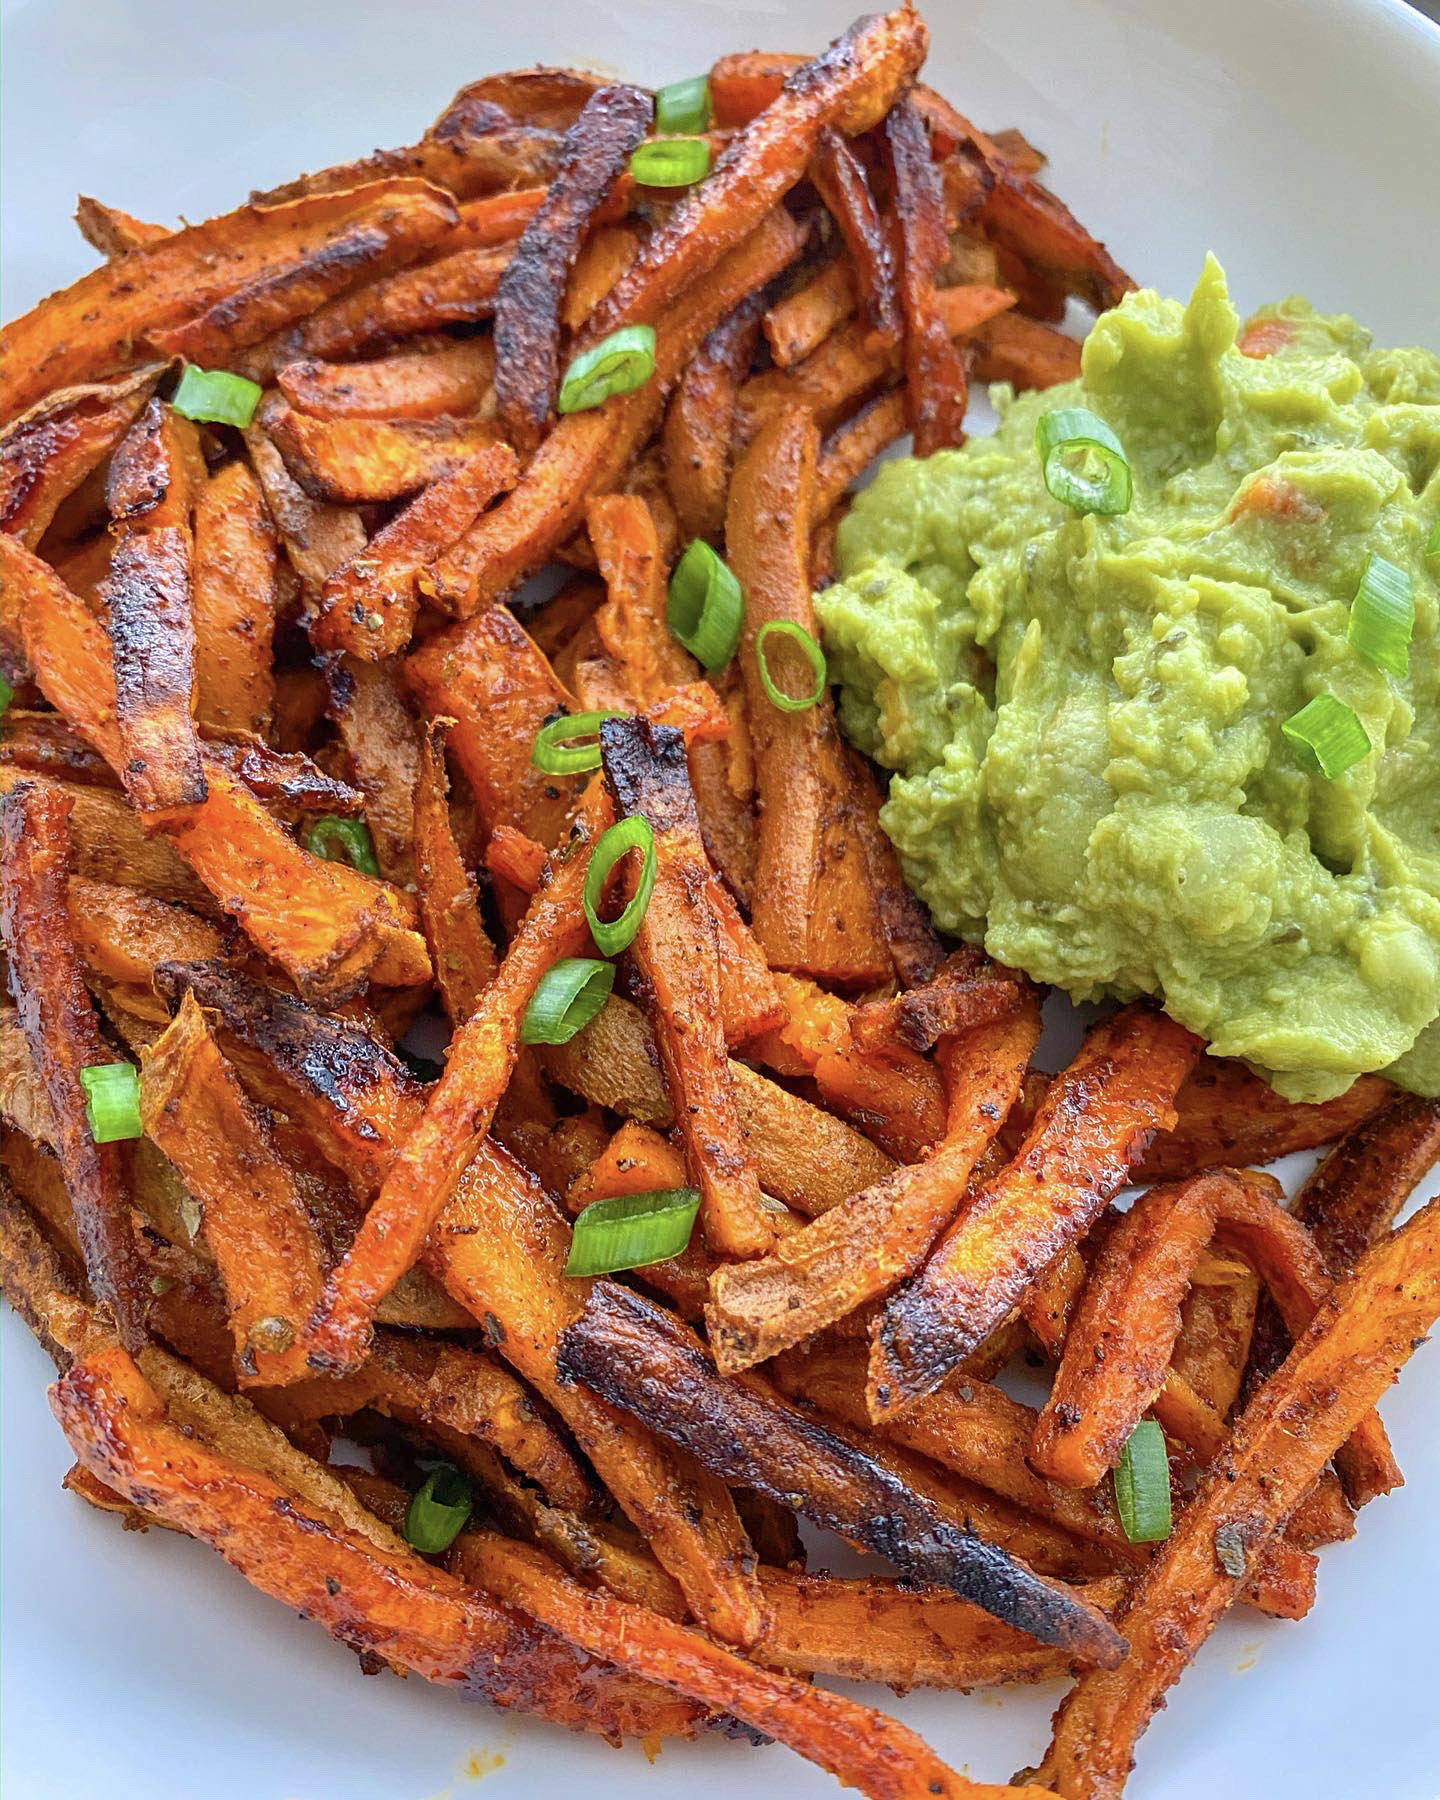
817, 258, 1440, 1102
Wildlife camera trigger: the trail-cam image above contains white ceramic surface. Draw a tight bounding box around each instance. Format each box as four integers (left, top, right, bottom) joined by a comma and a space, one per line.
2, 1, 1438, 1796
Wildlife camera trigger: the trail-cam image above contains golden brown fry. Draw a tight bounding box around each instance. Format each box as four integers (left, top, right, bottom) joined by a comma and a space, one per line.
413, 717, 496, 1024
277, 339, 496, 421
970, 309, 1082, 389
0, 766, 205, 909
242, 426, 367, 604
871, 1007, 1203, 1418
0, 782, 147, 1344
562, 222, 641, 330
192, 459, 277, 738
99, 396, 206, 812
582, 10, 926, 350
600, 716, 774, 1258
283, 243, 512, 363
588, 494, 696, 702
493, 85, 651, 448
814, 384, 908, 514
1037, 1190, 1440, 1798
810, 131, 901, 346
0, 367, 160, 548
764, 260, 857, 369
67, 876, 223, 994
1, 181, 459, 418
140, 993, 324, 1385
269, 407, 505, 504
324, 655, 422, 886
662, 295, 765, 543
74, 196, 170, 259
1294, 1091, 1440, 1273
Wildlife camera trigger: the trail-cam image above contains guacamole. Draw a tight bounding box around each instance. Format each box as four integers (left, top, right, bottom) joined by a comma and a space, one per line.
817, 258, 1440, 1102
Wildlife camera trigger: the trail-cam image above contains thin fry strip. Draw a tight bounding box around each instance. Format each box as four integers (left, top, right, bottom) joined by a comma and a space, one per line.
588, 494, 695, 702
599, 716, 774, 1259
462, 1532, 1029, 1800
74, 196, 170, 258
324, 655, 422, 887
269, 407, 505, 504
814, 384, 908, 514
810, 129, 901, 345
276, 339, 496, 421
283, 243, 513, 363
581, 10, 927, 350
728, 403, 889, 983
0, 367, 160, 547
662, 294, 765, 542
707, 998, 1042, 1370
192, 459, 278, 737
0, 781, 147, 1345
1294, 1091, 1440, 1274
304, 785, 607, 1369
139, 993, 324, 1386
413, 718, 497, 1024
1036, 1190, 1440, 1798
870, 1006, 1202, 1418
493, 84, 651, 448
100, 396, 206, 812
51, 1344, 708, 1741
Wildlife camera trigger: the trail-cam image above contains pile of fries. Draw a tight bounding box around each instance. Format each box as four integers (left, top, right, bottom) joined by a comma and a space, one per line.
2, 10, 1438, 1796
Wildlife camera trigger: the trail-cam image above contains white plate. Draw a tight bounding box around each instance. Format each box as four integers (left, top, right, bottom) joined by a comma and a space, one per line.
2, 2, 1438, 1796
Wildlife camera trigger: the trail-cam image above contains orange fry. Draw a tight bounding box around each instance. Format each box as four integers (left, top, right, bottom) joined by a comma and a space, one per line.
0, 366, 159, 547
662, 294, 765, 545
269, 407, 505, 504
413, 717, 497, 1024
277, 339, 497, 421
192, 459, 278, 737
884, 97, 968, 452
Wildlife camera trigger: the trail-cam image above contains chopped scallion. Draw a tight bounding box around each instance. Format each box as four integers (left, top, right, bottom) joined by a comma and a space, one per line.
1346, 554, 1414, 678
1114, 1419, 1171, 1543
403, 1465, 473, 1554
755, 619, 826, 712
521, 958, 616, 1046
1281, 693, 1372, 780
1035, 406, 1133, 515
170, 365, 263, 428
654, 75, 711, 135
565, 1186, 702, 1277
629, 136, 712, 188
80, 1062, 143, 1144
304, 815, 382, 878
582, 816, 657, 956
557, 325, 656, 415
532, 710, 626, 776
667, 540, 745, 669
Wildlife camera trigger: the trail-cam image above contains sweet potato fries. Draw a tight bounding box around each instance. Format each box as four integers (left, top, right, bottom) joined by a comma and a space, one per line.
1, 13, 1436, 1800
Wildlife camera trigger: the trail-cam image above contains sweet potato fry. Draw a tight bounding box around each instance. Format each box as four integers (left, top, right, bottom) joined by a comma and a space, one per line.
424, 207, 808, 614
1171, 1251, 1260, 1426
728, 404, 889, 983
545, 992, 893, 1214
588, 495, 696, 701
851, 949, 1026, 1054
52, 1344, 706, 1740
278, 339, 496, 421
764, 260, 857, 369
242, 425, 367, 609
600, 717, 773, 1259
0, 766, 205, 908
979, 171, 1133, 313
0, 712, 116, 787
139, 993, 323, 1385
0, 367, 160, 548
315, 440, 517, 660
1294, 1091, 1440, 1272
870, 1007, 1203, 1418
1036, 1189, 1440, 1798
582, 11, 925, 351
462, 1531, 1029, 1800
814, 384, 908, 514
970, 309, 1081, 389
305, 786, 607, 1368
99, 396, 206, 812
323, 655, 421, 886
841, 750, 947, 987
558, 1281, 1126, 1667
1031, 1172, 1236, 1487
280, 243, 511, 364
661, 295, 767, 544
0, 782, 146, 1345
67, 876, 223, 994
405, 603, 583, 846
428, 1140, 769, 1647
413, 719, 495, 1024
811, 130, 901, 346
493, 85, 651, 448
0, 180, 460, 418
707, 999, 1042, 1370
191, 459, 277, 738
74, 196, 170, 258
270, 407, 504, 504
884, 97, 969, 452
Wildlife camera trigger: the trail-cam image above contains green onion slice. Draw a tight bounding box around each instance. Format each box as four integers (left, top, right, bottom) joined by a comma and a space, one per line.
1035, 406, 1133, 515
80, 1062, 143, 1144
668, 540, 745, 669
1347, 554, 1414, 678
1427, 518, 1440, 556
755, 619, 827, 712
1281, 693, 1372, 780
532, 710, 626, 776
565, 1186, 702, 1277
521, 958, 616, 1046
304, 815, 382, 878
654, 75, 711, 135
403, 1465, 473, 1554
1113, 1420, 1172, 1543
629, 136, 713, 188
557, 325, 657, 415
583, 816, 657, 955
170, 365, 263, 428
0, 674, 13, 717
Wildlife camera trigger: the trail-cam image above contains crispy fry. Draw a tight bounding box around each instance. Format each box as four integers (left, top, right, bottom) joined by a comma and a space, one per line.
1294, 1091, 1440, 1271
67, 876, 223, 994
814, 384, 908, 513
1, 182, 459, 418
51, 1344, 706, 1741
74, 196, 170, 259
99, 396, 206, 812
270, 407, 504, 504
851, 949, 1025, 1054
870, 1007, 1203, 1417
600, 717, 773, 1258
1037, 1191, 1440, 1798
764, 260, 857, 369
493, 86, 651, 448
0, 766, 206, 908
0, 367, 160, 548
1171, 1251, 1260, 1426
413, 718, 496, 1023
191, 460, 277, 738
323, 655, 422, 886
707, 999, 1042, 1370
242, 424, 367, 605
970, 309, 1081, 389
140, 993, 324, 1385
1, 712, 116, 787
463, 1532, 1030, 1800
425, 207, 808, 614
811, 131, 901, 345
728, 404, 889, 983
661, 296, 765, 544
277, 339, 496, 421
558, 1281, 1127, 1667
0, 782, 146, 1344
842, 750, 946, 986
588, 494, 696, 701
275, 242, 510, 364
405, 603, 583, 846
884, 97, 969, 452
583, 11, 926, 350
